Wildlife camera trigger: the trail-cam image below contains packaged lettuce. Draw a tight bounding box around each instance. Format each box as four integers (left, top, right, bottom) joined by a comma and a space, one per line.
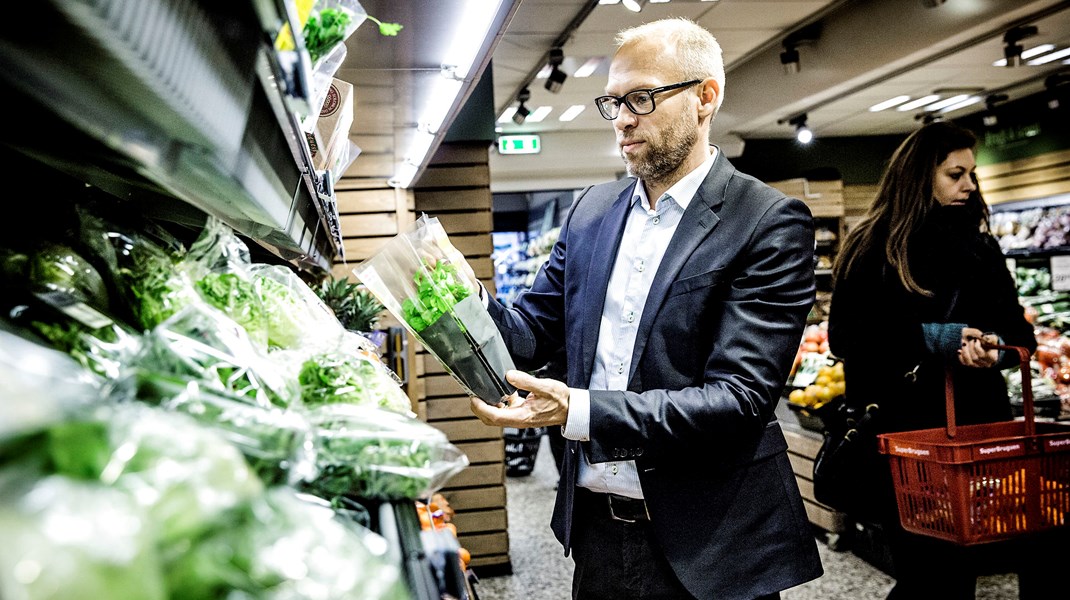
298, 350, 412, 414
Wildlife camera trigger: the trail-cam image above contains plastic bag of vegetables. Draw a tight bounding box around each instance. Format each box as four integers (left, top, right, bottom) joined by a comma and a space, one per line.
248, 263, 346, 350
134, 302, 300, 409
135, 370, 315, 486
0, 474, 168, 600
301, 403, 469, 501
354, 214, 516, 405
167, 486, 409, 600
0, 326, 103, 444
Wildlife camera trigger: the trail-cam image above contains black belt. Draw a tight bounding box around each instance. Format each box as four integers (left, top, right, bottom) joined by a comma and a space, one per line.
581, 488, 650, 523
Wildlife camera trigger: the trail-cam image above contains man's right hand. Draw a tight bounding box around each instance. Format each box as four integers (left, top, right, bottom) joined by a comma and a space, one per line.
470, 370, 570, 429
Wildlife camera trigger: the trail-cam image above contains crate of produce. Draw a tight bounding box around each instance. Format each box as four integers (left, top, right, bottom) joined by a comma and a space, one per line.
878, 344, 1070, 545
504, 427, 544, 477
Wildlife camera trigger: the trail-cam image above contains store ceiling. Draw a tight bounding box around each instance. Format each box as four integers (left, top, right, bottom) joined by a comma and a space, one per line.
341, 0, 1070, 190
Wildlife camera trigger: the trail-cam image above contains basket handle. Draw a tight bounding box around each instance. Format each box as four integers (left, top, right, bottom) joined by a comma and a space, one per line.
943, 341, 1034, 439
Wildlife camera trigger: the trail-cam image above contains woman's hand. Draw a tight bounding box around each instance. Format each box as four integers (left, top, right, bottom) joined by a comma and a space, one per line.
958, 327, 998, 368
470, 370, 570, 428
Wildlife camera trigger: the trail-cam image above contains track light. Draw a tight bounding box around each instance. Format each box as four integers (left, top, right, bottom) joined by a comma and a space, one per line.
982, 93, 1008, 127
789, 114, 812, 144
1003, 25, 1038, 67
780, 46, 800, 74
1046, 73, 1070, 110
545, 47, 567, 93
779, 23, 821, 75
513, 87, 531, 125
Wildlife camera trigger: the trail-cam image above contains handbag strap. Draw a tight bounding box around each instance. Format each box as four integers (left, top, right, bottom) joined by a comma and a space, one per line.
941, 342, 1034, 439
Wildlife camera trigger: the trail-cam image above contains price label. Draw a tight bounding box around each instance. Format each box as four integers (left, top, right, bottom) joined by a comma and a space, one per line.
1052, 255, 1070, 292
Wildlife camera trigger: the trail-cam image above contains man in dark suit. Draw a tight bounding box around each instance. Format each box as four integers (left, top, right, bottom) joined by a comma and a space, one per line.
471, 17, 822, 600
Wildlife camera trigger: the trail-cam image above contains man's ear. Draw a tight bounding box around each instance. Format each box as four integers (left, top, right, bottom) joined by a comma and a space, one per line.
698, 78, 719, 117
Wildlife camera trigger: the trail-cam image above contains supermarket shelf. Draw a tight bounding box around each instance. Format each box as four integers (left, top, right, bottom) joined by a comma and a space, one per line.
0, 0, 339, 274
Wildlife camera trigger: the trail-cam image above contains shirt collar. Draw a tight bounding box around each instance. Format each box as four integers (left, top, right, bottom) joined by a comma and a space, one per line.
631, 146, 718, 212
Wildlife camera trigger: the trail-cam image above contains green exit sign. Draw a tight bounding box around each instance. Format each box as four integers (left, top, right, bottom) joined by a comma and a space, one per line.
498, 134, 541, 155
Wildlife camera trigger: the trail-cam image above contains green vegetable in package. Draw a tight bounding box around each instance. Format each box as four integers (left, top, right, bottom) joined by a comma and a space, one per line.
29, 243, 110, 310
401, 260, 471, 331
195, 272, 268, 348
304, 7, 352, 63
298, 352, 411, 413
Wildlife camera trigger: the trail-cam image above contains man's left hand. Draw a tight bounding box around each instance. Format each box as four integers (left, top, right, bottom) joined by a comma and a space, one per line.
470, 370, 569, 429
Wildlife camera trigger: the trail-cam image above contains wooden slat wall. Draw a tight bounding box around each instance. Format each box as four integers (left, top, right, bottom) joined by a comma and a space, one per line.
976, 148, 1070, 205
413, 141, 512, 573
783, 428, 849, 535
843, 184, 878, 233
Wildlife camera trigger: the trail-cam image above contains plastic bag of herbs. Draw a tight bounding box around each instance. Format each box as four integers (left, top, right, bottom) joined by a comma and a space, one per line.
0, 402, 263, 600
0, 243, 142, 381
353, 214, 516, 405
301, 403, 469, 501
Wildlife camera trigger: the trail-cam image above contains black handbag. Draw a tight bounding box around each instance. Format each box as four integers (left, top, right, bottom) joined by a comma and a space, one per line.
812, 396, 881, 514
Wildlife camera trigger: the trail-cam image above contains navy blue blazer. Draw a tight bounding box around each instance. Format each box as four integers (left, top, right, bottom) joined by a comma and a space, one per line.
487, 151, 824, 599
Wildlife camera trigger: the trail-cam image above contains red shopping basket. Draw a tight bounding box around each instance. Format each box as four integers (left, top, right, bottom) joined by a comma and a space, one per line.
877, 343, 1070, 545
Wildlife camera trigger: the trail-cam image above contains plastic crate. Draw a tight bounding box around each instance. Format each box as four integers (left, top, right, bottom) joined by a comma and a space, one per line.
878, 344, 1070, 545
504, 427, 544, 477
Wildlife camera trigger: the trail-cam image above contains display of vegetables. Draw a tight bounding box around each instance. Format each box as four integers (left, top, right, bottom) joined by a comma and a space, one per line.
299, 351, 412, 413
195, 271, 268, 348
303, 6, 353, 63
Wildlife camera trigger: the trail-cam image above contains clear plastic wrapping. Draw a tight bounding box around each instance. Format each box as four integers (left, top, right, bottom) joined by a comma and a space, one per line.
354, 214, 517, 404
302, 404, 469, 500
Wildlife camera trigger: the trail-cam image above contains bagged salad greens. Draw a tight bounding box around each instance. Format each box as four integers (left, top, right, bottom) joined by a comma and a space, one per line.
249, 263, 343, 350
135, 302, 300, 409
167, 487, 408, 600
301, 403, 469, 501
354, 214, 517, 405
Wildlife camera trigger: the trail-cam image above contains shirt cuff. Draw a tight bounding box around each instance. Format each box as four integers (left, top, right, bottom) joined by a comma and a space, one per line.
563, 388, 590, 441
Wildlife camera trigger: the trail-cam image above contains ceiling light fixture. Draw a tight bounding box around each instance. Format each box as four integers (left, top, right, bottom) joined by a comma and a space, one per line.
559, 105, 586, 121
513, 87, 532, 125
924, 94, 970, 111
993, 43, 1055, 66
526, 106, 553, 123
779, 23, 822, 75
790, 114, 812, 144
982, 93, 1008, 126
869, 95, 911, 112
1028, 46, 1070, 66
1045, 72, 1070, 109
573, 57, 602, 78
938, 95, 982, 114
896, 94, 941, 111
622, 0, 642, 12
1003, 25, 1039, 67
545, 47, 567, 93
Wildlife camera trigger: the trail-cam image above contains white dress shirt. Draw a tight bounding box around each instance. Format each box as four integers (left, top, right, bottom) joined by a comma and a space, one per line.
563, 148, 718, 499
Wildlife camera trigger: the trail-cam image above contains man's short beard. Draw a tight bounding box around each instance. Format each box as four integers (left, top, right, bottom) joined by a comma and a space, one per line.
623, 112, 698, 185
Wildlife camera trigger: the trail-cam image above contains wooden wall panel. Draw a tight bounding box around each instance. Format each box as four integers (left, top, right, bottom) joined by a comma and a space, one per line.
977, 149, 1070, 205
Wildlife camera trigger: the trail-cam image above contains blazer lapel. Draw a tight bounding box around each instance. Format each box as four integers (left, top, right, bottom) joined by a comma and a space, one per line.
580, 182, 635, 383
629, 153, 734, 379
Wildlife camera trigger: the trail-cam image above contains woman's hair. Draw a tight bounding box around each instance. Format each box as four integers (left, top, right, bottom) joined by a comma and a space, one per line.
615, 18, 726, 115
833, 121, 979, 296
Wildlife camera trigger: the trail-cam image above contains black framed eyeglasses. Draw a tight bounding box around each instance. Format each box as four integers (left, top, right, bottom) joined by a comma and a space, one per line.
594, 79, 702, 120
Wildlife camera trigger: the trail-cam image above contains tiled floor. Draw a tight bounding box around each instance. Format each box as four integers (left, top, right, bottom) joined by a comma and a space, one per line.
473, 435, 1021, 600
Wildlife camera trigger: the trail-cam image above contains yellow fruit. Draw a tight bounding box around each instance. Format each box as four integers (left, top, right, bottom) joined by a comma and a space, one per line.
803, 386, 819, 406
789, 389, 806, 404
815, 375, 831, 387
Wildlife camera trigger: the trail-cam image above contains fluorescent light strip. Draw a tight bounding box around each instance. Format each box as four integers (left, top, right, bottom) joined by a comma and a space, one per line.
526, 106, 553, 122
868, 95, 911, 112
598, 0, 620, 4
1028, 47, 1070, 65
535, 64, 551, 79
939, 96, 983, 114
993, 43, 1057, 66
924, 94, 969, 111
559, 105, 586, 121
573, 57, 602, 78
896, 94, 941, 111
498, 107, 518, 123
622, 0, 641, 11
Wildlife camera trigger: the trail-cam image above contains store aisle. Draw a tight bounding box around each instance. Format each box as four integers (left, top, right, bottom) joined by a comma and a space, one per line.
473, 434, 1021, 600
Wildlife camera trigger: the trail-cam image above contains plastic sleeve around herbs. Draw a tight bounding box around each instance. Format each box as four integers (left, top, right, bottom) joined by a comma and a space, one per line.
353, 214, 517, 405
302, 404, 469, 501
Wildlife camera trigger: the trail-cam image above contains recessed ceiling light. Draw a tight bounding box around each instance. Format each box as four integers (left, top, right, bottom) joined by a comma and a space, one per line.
1028, 47, 1070, 65
993, 43, 1056, 66
559, 105, 586, 121
622, 0, 641, 11
868, 95, 911, 112
896, 94, 941, 111
649, 0, 671, 3
924, 94, 970, 111
598, 0, 620, 4
535, 64, 552, 79
526, 106, 553, 122
939, 96, 983, 114
573, 57, 602, 78
498, 107, 517, 123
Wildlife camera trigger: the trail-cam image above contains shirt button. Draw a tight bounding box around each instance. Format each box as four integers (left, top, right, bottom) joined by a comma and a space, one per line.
617, 364, 625, 374
625, 311, 635, 323
652, 216, 660, 225
611, 465, 619, 475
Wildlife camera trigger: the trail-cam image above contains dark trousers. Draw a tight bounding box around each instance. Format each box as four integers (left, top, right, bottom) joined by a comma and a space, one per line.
570, 488, 781, 600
